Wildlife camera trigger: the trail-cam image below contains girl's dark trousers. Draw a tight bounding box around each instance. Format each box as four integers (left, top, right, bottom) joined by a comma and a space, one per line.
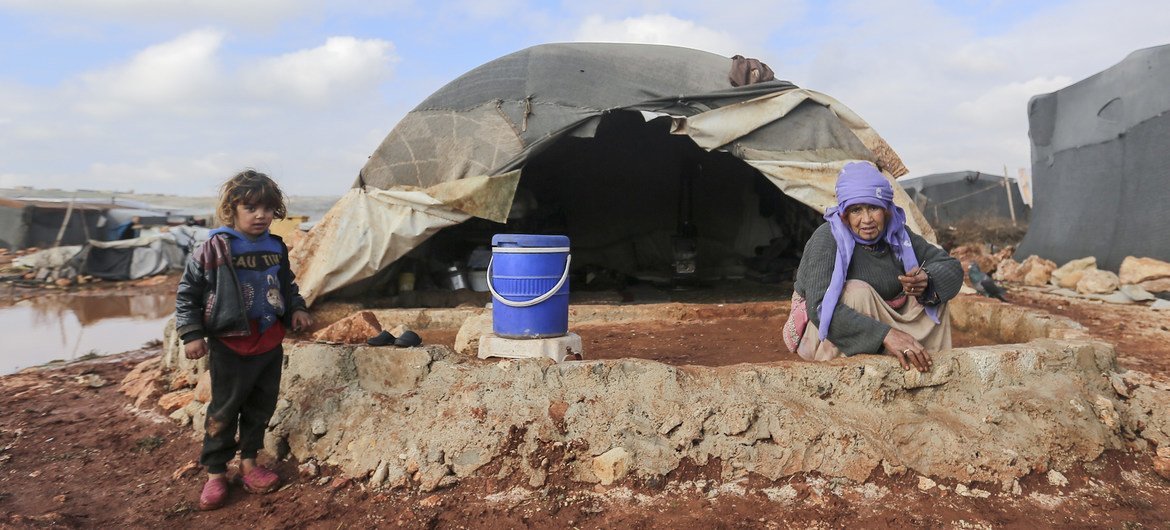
199, 339, 283, 474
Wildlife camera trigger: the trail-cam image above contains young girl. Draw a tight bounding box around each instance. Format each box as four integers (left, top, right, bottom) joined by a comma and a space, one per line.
175, 169, 312, 510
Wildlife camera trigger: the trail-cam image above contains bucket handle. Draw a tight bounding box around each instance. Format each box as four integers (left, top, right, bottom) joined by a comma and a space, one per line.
487, 254, 572, 308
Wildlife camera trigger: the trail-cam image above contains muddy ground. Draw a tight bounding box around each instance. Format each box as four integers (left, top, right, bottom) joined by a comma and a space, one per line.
2, 276, 1169, 528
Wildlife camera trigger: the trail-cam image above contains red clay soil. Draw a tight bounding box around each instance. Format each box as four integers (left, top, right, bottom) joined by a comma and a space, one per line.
3, 283, 1170, 528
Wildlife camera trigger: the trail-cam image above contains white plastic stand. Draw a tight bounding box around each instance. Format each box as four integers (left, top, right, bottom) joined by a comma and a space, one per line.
477, 332, 584, 363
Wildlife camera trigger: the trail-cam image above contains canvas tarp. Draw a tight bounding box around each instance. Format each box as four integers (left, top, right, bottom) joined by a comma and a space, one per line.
1017, 44, 1170, 270
292, 43, 931, 305
74, 234, 185, 280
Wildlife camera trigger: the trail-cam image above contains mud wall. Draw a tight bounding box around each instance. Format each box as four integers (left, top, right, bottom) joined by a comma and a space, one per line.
160, 297, 1170, 492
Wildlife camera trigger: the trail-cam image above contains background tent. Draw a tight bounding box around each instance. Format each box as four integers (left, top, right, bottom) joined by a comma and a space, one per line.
70, 234, 185, 280
1017, 44, 1170, 270
899, 171, 1029, 228
292, 43, 933, 304
0, 198, 106, 250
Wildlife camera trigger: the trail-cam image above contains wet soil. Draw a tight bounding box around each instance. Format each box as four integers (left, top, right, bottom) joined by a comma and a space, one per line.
2, 279, 1169, 528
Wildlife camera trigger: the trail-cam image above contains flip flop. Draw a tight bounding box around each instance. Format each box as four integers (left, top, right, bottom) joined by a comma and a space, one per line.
366, 330, 396, 346
394, 330, 422, 347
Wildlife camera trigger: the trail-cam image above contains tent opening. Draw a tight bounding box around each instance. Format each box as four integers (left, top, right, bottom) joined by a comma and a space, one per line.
371, 110, 822, 302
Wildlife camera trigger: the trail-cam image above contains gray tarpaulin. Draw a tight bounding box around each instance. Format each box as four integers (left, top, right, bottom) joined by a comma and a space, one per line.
293, 43, 931, 304
899, 171, 1030, 228
1017, 44, 1170, 270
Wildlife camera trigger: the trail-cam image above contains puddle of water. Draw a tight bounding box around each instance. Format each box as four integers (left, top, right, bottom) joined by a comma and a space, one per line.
1, 293, 174, 375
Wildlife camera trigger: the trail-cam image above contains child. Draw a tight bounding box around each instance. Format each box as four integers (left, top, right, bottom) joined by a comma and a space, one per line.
175, 169, 312, 511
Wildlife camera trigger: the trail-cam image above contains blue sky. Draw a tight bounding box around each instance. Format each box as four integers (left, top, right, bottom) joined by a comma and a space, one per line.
1, 0, 1167, 196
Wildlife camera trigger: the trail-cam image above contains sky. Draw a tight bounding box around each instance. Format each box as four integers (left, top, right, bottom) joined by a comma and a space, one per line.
0, 0, 1168, 197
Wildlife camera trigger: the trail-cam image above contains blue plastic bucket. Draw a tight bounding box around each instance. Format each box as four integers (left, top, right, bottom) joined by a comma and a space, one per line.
489, 234, 571, 339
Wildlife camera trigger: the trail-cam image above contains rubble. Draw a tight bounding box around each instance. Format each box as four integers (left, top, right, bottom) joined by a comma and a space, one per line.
312, 311, 383, 344
1076, 269, 1120, 294
1119, 256, 1170, 285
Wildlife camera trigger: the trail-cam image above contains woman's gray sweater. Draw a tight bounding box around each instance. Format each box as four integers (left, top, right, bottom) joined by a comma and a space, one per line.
793, 223, 963, 355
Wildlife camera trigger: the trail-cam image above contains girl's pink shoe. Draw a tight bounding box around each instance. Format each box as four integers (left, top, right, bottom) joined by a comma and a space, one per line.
199, 476, 229, 510
242, 466, 280, 494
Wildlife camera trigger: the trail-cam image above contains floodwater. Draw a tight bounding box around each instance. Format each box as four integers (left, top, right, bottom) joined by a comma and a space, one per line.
1, 292, 173, 375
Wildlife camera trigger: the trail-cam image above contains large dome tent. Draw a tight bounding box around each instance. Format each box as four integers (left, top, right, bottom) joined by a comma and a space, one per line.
291, 42, 931, 304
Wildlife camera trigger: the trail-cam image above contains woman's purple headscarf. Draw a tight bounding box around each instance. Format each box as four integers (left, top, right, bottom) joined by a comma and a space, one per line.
817, 162, 939, 340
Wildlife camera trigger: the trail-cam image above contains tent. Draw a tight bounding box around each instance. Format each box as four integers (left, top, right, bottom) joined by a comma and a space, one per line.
292, 43, 933, 304
898, 171, 1029, 228
0, 198, 106, 250
1016, 44, 1170, 270
70, 234, 186, 280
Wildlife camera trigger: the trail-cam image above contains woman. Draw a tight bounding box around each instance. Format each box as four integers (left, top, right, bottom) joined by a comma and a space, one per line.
783, 162, 962, 372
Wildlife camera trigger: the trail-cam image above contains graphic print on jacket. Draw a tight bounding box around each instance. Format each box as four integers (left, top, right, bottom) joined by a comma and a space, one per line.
209, 226, 286, 333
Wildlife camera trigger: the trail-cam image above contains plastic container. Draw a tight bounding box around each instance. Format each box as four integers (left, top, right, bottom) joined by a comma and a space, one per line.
468, 270, 489, 292
489, 234, 571, 338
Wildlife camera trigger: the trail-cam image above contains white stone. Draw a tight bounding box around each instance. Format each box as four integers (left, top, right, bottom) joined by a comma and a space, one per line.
478, 332, 584, 363
592, 447, 631, 486
370, 461, 388, 487
917, 476, 936, 491
311, 418, 328, 436
1046, 470, 1068, 487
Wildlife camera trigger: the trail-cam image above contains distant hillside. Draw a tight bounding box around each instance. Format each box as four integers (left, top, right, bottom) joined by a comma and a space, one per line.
0, 188, 340, 222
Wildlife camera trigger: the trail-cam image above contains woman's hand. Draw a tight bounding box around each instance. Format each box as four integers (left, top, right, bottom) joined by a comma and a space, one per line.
898, 266, 929, 298
882, 328, 932, 372
292, 310, 313, 333
184, 338, 208, 360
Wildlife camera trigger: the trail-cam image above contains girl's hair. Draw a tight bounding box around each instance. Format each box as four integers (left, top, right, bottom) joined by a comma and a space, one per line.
217, 169, 287, 226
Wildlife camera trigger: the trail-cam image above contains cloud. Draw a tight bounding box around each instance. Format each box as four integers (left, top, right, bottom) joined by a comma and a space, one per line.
0, 0, 312, 25
244, 37, 398, 105
955, 76, 1073, 129
574, 14, 746, 57
75, 29, 226, 116
0, 31, 403, 195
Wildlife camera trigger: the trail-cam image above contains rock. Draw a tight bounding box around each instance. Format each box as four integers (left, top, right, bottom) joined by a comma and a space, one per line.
1093, 395, 1120, 429
1119, 256, 1170, 284
917, 476, 937, 491
54, 278, 73, 287
1154, 447, 1170, 481
370, 461, 389, 487
311, 418, 328, 436
312, 311, 383, 344
53, 494, 67, 503
955, 484, 990, 498
1076, 269, 1120, 295
1046, 470, 1068, 487
993, 258, 1021, 282
1139, 278, 1170, 294
169, 372, 194, 391
75, 374, 106, 388
169, 407, 192, 427
158, 390, 195, 414
120, 358, 165, 409
193, 371, 212, 403
298, 460, 320, 478
1051, 257, 1097, 288
329, 476, 352, 490
1153, 299, 1170, 311
453, 313, 492, 356
419, 494, 442, 508
120, 357, 162, 394
1119, 284, 1157, 302
592, 447, 631, 486
1020, 256, 1058, 286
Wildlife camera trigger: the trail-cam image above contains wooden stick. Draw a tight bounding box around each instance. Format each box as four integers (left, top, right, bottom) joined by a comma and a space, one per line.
1002, 165, 1017, 226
